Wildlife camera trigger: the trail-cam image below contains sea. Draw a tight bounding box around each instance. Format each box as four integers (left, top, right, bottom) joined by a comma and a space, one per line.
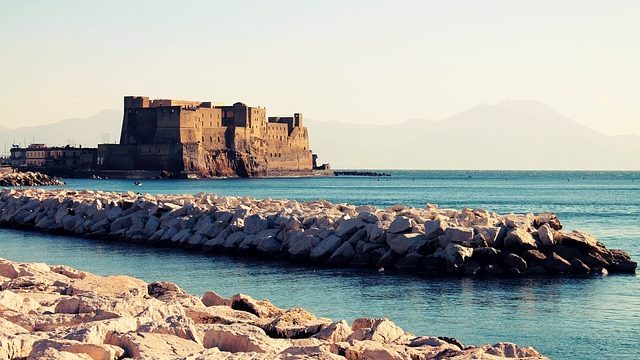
1, 170, 638, 359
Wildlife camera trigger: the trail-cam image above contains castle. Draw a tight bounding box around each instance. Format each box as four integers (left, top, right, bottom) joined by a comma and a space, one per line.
97, 96, 328, 178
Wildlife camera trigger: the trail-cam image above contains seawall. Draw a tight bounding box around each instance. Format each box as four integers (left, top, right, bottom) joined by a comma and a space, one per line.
0, 257, 547, 359
0, 188, 636, 277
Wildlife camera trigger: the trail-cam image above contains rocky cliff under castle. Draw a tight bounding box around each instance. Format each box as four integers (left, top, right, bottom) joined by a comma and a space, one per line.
97, 96, 328, 178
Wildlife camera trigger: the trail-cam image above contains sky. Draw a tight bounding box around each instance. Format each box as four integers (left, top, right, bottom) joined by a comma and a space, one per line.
0, 0, 639, 135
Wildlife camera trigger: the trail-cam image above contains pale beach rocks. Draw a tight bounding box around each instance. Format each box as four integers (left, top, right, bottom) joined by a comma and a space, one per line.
0, 258, 547, 359
0, 188, 636, 277
0, 172, 64, 187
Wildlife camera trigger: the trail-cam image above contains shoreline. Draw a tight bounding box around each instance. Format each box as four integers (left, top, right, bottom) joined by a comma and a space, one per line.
7, 168, 335, 180
0, 188, 636, 278
0, 257, 547, 359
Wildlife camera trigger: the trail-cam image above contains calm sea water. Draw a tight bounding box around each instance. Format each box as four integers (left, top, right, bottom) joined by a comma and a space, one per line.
1, 171, 639, 359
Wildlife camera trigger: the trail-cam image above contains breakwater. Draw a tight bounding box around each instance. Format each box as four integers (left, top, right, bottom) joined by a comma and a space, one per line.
0, 257, 546, 359
0, 171, 64, 187
0, 188, 636, 277
334, 171, 391, 177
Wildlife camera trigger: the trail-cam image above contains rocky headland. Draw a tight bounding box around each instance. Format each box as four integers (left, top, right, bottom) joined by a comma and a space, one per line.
0, 172, 65, 187
0, 188, 636, 277
0, 258, 547, 359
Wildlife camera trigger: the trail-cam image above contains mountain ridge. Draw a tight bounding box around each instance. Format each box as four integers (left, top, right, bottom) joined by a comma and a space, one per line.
306, 100, 640, 170
0, 110, 122, 149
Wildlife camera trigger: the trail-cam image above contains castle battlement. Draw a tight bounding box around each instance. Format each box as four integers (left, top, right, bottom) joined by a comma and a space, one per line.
98, 96, 323, 178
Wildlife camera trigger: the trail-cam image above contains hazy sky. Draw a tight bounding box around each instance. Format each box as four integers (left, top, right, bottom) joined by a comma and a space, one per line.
1, 0, 638, 135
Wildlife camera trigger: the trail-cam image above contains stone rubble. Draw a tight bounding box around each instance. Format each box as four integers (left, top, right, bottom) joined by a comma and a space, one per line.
0, 258, 547, 359
0, 188, 636, 277
0, 172, 65, 187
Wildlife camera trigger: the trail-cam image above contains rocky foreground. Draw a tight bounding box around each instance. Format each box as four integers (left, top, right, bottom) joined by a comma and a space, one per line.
0, 172, 64, 187
0, 188, 636, 277
0, 258, 546, 359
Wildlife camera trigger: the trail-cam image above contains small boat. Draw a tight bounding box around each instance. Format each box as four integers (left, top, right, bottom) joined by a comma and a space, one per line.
134, 181, 143, 187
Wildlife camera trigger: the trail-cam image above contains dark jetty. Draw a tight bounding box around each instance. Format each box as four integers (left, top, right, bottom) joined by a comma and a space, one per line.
334, 171, 391, 177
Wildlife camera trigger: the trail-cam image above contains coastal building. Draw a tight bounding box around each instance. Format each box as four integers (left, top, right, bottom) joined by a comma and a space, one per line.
10, 144, 97, 173
9, 145, 27, 168
25, 144, 47, 167
97, 96, 329, 177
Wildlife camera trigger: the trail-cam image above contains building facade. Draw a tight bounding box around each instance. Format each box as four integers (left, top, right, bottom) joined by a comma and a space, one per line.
98, 96, 323, 177
10, 144, 97, 172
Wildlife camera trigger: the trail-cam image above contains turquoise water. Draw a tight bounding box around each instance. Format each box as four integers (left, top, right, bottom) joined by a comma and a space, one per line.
1, 171, 639, 359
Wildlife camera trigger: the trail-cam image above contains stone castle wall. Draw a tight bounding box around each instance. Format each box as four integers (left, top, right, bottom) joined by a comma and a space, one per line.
100, 96, 317, 177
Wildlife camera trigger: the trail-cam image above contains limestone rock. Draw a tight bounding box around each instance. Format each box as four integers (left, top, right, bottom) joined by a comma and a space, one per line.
244, 214, 269, 235
570, 258, 591, 273
504, 214, 532, 229
424, 219, 446, 239
349, 318, 405, 343
482, 341, 545, 358
532, 212, 562, 230
472, 226, 501, 246
521, 249, 547, 264
503, 228, 537, 250
256, 237, 282, 254
326, 242, 355, 265
311, 320, 352, 343
335, 218, 362, 239
388, 216, 414, 234
0, 254, 549, 360
537, 223, 555, 248
444, 244, 474, 272
104, 331, 203, 359
287, 234, 320, 259
262, 308, 332, 339
356, 211, 379, 224
559, 230, 598, 249
471, 247, 501, 263
28, 339, 124, 360
202, 323, 287, 353
503, 253, 527, 273
138, 314, 202, 344
394, 251, 423, 270
202, 291, 231, 307
230, 294, 285, 318
387, 233, 426, 255
186, 304, 259, 326
344, 340, 406, 360
63, 317, 138, 344
443, 227, 474, 244
309, 235, 343, 261
543, 252, 572, 273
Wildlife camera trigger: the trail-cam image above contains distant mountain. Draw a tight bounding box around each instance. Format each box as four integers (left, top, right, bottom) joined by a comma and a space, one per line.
2, 101, 638, 170
0, 110, 122, 150
307, 100, 640, 170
